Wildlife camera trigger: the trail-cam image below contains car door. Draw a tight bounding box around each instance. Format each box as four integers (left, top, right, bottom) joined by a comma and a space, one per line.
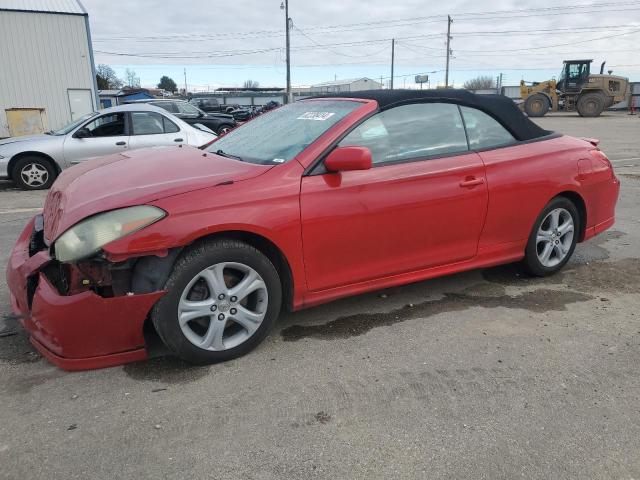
300, 102, 489, 292
126, 111, 186, 150
63, 112, 129, 165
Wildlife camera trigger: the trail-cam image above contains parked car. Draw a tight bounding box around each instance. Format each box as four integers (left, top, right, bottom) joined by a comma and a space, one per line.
6, 90, 619, 370
126, 99, 237, 135
189, 97, 239, 114
0, 104, 216, 190
228, 105, 261, 122
228, 101, 281, 122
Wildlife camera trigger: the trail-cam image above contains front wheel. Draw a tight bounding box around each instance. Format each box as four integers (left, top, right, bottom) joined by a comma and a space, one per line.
524, 93, 550, 117
522, 197, 579, 276
217, 124, 234, 135
151, 239, 282, 364
12, 156, 57, 190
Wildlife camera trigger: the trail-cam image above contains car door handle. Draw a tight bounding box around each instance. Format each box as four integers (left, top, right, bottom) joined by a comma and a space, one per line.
115, 141, 126, 146
459, 177, 484, 188
174, 138, 184, 142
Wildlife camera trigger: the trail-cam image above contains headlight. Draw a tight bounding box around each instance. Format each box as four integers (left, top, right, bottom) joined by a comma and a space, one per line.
54, 206, 165, 262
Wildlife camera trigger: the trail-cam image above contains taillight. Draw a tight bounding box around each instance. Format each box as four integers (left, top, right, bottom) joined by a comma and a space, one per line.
589, 149, 615, 179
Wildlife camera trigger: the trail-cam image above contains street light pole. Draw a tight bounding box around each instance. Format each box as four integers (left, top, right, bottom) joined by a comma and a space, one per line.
183, 68, 187, 96
282, 0, 292, 103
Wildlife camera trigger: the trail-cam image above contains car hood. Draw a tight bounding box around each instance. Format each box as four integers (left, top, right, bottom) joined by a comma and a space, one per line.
203, 113, 234, 120
42, 145, 273, 242
0, 134, 60, 148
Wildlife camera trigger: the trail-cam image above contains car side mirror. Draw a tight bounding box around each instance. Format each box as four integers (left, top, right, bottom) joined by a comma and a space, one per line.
324, 146, 372, 172
74, 127, 91, 138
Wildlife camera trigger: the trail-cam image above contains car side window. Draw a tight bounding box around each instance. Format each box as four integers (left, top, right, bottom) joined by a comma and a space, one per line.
460, 106, 515, 150
163, 116, 180, 133
339, 103, 468, 165
154, 102, 179, 114
131, 112, 174, 135
82, 113, 125, 137
176, 102, 200, 115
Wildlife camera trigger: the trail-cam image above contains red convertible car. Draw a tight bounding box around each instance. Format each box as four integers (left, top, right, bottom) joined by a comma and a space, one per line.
6, 90, 619, 370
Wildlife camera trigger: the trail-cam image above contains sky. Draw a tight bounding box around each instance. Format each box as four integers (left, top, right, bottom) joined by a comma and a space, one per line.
82, 0, 640, 91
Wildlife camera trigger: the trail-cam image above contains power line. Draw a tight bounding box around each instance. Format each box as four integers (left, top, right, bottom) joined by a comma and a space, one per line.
92, 1, 640, 41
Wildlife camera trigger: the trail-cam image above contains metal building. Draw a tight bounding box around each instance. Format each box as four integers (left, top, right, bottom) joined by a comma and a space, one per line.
0, 0, 98, 138
310, 78, 383, 94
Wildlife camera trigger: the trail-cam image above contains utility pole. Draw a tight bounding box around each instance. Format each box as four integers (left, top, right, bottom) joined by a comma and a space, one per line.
183, 68, 187, 96
445, 15, 452, 88
390, 38, 395, 90
282, 0, 292, 103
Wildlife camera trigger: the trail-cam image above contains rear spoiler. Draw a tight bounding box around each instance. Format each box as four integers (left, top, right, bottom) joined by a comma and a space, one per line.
581, 137, 600, 147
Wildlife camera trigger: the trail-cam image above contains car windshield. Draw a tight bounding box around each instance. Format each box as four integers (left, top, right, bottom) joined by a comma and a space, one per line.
206, 100, 362, 164
52, 113, 97, 135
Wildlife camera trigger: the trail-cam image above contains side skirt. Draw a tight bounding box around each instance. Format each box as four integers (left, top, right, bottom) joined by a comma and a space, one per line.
296, 240, 525, 310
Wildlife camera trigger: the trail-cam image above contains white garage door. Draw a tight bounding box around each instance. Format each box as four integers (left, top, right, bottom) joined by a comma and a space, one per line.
68, 89, 94, 120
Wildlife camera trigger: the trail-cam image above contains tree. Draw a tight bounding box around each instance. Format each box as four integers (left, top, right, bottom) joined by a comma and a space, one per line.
243, 79, 260, 89
125, 68, 141, 88
158, 76, 177, 93
463, 75, 496, 90
96, 64, 123, 90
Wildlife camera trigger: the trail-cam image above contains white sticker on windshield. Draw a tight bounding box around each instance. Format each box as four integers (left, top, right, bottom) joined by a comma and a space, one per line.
272, 158, 285, 163
297, 112, 335, 121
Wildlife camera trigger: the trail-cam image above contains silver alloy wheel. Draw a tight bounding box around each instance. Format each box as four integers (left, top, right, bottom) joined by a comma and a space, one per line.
536, 207, 574, 268
20, 162, 49, 187
178, 262, 268, 351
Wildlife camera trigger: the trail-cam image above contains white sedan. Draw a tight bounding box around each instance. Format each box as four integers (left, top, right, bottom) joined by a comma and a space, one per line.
0, 104, 217, 190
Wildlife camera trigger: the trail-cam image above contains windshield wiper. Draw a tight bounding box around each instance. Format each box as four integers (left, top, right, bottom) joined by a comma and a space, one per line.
215, 149, 243, 161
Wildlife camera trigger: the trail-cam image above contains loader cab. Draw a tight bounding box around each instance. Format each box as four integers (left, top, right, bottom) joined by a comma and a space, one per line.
557, 60, 592, 93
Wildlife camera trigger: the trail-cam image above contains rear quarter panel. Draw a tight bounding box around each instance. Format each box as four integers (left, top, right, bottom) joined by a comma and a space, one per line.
477, 135, 593, 250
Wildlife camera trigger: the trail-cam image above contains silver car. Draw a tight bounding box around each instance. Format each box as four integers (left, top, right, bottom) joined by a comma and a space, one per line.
0, 104, 217, 190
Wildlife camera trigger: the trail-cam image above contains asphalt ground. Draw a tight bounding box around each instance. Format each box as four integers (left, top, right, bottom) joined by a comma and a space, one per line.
0, 112, 639, 479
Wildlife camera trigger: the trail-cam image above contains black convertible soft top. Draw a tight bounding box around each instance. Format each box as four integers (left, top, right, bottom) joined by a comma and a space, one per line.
309, 89, 551, 142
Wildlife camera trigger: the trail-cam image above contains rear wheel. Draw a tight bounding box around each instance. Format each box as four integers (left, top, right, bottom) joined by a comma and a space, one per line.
522, 197, 579, 276
11, 155, 57, 190
151, 239, 282, 364
524, 93, 550, 117
576, 92, 605, 117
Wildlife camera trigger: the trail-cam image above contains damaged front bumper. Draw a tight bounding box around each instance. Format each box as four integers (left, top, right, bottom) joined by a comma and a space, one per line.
6, 216, 165, 371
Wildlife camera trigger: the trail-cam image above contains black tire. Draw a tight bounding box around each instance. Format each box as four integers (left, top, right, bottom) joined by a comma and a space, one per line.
524, 93, 550, 117
11, 155, 57, 190
576, 92, 605, 117
217, 124, 234, 135
522, 197, 580, 277
151, 239, 282, 364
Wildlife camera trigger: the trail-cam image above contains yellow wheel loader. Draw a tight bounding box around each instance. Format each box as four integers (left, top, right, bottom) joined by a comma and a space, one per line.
520, 60, 630, 117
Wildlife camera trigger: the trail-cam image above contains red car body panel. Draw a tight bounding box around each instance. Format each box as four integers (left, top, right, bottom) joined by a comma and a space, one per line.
5, 97, 620, 370
43, 146, 273, 242
300, 151, 489, 291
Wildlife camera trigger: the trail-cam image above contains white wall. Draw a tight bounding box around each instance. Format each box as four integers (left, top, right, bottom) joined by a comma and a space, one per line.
0, 10, 96, 137
350, 78, 382, 91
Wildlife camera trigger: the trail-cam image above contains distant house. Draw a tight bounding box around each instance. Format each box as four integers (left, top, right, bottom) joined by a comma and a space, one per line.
310, 78, 383, 94
98, 88, 155, 109
98, 90, 120, 109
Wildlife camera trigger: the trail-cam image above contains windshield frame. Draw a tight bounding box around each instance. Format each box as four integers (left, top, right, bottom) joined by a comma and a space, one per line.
53, 112, 98, 135
205, 99, 365, 165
